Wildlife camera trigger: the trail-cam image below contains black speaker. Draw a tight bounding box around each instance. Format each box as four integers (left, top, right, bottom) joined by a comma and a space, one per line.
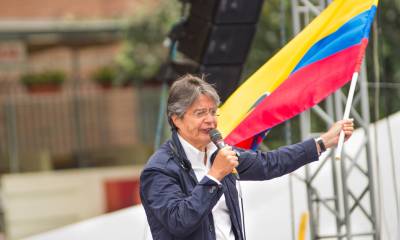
198, 65, 243, 102
174, 0, 264, 102
178, 16, 256, 65
189, 0, 264, 24
160, 61, 242, 102
156, 61, 198, 85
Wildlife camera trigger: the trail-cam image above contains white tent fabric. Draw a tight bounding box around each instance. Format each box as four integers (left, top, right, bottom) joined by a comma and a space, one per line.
26, 112, 400, 240
24, 206, 152, 240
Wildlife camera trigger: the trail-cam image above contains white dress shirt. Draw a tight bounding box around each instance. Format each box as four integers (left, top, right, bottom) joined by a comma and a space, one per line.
178, 134, 235, 240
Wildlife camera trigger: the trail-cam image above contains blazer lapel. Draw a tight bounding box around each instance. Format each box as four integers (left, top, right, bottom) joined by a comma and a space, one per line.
222, 175, 243, 239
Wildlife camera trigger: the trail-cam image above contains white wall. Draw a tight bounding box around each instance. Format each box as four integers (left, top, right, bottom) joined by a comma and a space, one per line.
2, 166, 142, 239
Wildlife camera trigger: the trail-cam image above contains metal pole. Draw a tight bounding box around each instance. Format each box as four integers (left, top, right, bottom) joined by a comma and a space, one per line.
154, 82, 168, 150
301, 110, 317, 240
4, 98, 19, 172
71, 47, 86, 167
280, 1, 296, 239
326, 95, 343, 239
154, 39, 178, 149
334, 88, 352, 239
360, 62, 379, 240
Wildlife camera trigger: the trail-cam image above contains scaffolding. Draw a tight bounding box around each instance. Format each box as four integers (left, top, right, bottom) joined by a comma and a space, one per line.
291, 0, 379, 239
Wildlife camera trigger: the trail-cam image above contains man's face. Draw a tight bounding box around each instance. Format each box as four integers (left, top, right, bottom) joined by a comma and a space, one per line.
172, 94, 218, 150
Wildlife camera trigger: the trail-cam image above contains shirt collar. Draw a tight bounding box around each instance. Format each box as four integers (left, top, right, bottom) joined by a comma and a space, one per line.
177, 134, 217, 170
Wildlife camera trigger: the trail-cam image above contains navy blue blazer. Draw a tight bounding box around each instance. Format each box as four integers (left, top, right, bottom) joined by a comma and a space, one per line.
140, 131, 319, 240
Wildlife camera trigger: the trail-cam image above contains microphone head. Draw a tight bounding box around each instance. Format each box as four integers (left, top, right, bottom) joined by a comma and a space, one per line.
209, 129, 223, 144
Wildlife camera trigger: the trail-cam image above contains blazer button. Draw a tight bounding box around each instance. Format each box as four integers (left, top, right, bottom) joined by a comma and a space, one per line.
209, 186, 216, 193
209, 224, 213, 232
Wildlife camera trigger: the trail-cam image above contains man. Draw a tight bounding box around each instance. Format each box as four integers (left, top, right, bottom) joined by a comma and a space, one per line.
140, 74, 354, 240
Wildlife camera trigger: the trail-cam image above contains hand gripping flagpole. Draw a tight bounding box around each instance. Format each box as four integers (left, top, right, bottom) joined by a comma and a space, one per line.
335, 71, 359, 160
335, 37, 370, 160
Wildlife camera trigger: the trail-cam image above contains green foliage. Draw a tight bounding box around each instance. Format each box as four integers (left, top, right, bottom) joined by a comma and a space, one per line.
116, 0, 180, 86
21, 70, 65, 87
372, 0, 400, 118
91, 66, 117, 86
243, 0, 292, 81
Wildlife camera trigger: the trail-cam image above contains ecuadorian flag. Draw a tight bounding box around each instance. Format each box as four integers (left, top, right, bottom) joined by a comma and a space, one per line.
218, 0, 379, 149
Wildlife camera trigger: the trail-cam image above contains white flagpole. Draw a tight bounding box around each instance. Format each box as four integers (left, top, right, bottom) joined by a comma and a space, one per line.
335, 72, 359, 160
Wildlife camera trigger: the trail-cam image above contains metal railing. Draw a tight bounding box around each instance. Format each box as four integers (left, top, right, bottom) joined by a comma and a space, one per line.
0, 85, 161, 173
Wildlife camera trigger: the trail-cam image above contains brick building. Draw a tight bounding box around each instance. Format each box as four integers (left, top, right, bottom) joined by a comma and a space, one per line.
0, 0, 164, 173
0, 0, 156, 19
0, 0, 161, 88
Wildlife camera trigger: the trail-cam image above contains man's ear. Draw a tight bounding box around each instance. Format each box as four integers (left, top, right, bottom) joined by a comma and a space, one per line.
171, 115, 181, 129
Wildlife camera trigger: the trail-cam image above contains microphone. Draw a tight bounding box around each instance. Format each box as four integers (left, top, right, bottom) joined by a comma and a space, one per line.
209, 129, 240, 179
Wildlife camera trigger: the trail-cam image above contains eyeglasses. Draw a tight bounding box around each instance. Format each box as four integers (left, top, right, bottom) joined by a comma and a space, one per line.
191, 108, 219, 119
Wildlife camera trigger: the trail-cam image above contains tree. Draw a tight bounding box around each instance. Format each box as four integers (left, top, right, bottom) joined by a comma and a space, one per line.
372, 0, 400, 119
116, 0, 180, 86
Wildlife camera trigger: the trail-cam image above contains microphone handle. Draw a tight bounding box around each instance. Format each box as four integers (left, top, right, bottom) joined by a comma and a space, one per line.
217, 142, 240, 179
232, 168, 240, 180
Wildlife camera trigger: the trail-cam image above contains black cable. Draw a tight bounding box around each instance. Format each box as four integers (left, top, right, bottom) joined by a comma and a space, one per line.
154, 0, 188, 149
240, 195, 246, 240
237, 181, 247, 240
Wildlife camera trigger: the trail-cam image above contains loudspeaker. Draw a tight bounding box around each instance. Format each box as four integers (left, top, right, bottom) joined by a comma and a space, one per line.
156, 61, 198, 85
198, 65, 243, 102
174, 0, 264, 102
160, 61, 242, 102
178, 16, 256, 65
189, 0, 264, 24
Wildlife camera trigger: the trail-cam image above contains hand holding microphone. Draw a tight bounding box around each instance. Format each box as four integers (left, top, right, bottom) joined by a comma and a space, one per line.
208, 129, 240, 180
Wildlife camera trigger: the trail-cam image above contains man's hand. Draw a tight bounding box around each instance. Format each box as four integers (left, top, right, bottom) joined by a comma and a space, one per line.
208, 146, 238, 181
320, 119, 354, 149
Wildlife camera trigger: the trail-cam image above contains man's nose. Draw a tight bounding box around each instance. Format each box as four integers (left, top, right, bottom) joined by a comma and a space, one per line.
204, 113, 217, 125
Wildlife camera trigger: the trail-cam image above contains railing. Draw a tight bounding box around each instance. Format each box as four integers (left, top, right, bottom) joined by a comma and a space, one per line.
0, 85, 161, 173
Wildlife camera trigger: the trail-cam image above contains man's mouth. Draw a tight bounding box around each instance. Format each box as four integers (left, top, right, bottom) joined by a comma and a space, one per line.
201, 128, 213, 134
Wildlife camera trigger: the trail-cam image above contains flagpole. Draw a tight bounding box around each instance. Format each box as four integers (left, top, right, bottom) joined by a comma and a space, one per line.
335, 71, 359, 160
